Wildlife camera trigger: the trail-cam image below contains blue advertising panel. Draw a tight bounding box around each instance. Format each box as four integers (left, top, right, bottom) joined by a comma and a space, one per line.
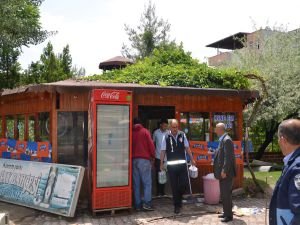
0, 158, 84, 217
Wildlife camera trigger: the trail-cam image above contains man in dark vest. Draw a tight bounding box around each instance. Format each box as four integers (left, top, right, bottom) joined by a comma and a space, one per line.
160, 119, 195, 214
213, 123, 236, 223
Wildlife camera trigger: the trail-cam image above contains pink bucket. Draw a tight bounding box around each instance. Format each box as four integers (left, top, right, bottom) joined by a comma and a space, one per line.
203, 174, 220, 204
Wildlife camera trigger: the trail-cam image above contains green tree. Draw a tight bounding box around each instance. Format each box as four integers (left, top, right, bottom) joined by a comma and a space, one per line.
40, 42, 61, 82
23, 61, 43, 84
122, 1, 171, 60
72, 66, 86, 78
226, 27, 300, 159
88, 42, 249, 89
60, 44, 72, 75
22, 42, 78, 84
0, 0, 52, 89
0, 45, 21, 89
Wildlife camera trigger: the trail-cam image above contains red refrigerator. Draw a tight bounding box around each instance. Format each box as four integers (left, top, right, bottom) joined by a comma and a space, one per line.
89, 89, 132, 212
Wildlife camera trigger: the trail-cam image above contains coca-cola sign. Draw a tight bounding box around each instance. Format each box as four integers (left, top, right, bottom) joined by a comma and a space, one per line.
100, 91, 120, 100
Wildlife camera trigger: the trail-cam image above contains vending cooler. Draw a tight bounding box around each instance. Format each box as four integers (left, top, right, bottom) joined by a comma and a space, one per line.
89, 89, 132, 212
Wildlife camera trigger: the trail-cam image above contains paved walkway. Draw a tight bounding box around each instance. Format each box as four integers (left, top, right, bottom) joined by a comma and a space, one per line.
0, 196, 269, 225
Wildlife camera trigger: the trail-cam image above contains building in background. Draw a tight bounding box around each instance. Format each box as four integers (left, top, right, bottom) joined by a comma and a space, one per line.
206, 29, 275, 67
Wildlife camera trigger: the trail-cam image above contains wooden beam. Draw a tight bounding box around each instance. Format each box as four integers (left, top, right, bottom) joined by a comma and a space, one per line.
50, 92, 58, 163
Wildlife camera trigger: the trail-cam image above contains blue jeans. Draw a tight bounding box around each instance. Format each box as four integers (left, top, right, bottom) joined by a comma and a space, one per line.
132, 158, 152, 209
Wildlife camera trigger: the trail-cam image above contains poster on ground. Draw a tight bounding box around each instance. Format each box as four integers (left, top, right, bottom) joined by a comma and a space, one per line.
0, 158, 84, 217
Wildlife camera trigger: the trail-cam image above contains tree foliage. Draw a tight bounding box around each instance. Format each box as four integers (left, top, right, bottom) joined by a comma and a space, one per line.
122, 1, 171, 60
22, 42, 75, 84
229, 28, 300, 122
88, 42, 250, 89
225, 27, 300, 156
0, 45, 21, 89
0, 0, 52, 89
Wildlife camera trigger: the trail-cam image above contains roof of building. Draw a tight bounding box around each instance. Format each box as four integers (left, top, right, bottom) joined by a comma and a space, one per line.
206, 32, 249, 50
0, 79, 259, 104
99, 56, 133, 70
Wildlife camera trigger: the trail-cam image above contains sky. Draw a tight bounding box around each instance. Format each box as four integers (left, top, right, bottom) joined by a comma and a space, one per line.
19, 0, 300, 75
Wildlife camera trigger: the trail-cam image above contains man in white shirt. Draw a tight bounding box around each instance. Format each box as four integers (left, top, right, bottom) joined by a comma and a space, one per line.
153, 119, 169, 197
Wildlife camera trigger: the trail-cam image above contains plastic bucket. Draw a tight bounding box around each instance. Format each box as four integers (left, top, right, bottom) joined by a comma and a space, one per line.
188, 165, 198, 178
158, 171, 167, 184
203, 173, 220, 204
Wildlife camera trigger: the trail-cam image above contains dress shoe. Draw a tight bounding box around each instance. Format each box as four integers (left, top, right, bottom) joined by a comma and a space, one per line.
218, 214, 225, 218
174, 207, 180, 214
221, 217, 233, 223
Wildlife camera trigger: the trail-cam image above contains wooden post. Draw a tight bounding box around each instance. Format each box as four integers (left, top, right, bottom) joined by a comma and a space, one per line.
209, 112, 213, 141
50, 92, 58, 163
1, 115, 3, 138
25, 115, 29, 141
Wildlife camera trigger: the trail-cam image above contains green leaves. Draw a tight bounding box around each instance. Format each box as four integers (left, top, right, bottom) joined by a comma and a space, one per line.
228, 27, 300, 124
87, 42, 249, 90
0, 0, 52, 48
22, 42, 75, 84
0, 0, 53, 89
122, 1, 171, 60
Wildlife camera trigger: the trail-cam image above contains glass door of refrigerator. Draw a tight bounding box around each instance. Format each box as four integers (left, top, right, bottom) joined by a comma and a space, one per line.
96, 105, 130, 187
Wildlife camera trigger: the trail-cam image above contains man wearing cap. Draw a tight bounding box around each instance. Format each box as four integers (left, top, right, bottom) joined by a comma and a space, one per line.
160, 119, 195, 214
269, 119, 300, 225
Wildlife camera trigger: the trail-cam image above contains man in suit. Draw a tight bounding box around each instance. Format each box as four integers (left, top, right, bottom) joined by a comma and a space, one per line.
213, 123, 236, 223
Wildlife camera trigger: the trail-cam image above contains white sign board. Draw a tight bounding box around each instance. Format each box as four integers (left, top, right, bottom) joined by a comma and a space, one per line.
0, 158, 84, 217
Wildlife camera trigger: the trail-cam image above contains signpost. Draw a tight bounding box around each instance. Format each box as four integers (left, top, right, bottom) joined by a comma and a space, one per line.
0, 158, 84, 217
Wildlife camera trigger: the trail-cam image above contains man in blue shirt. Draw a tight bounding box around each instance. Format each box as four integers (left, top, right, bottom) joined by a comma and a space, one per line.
269, 119, 300, 225
153, 119, 169, 197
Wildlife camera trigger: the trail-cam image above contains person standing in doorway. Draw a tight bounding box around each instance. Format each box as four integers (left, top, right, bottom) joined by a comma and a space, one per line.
160, 119, 196, 214
269, 119, 300, 225
213, 123, 236, 223
132, 118, 155, 211
153, 119, 169, 197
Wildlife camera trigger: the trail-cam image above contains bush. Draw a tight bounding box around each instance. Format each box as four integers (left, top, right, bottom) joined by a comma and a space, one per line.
87, 43, 250, 90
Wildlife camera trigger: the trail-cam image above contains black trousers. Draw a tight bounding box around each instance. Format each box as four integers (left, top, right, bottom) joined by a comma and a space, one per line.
155, 158, 165, 195
167, 163, 189, 208
219, 177, 234, 217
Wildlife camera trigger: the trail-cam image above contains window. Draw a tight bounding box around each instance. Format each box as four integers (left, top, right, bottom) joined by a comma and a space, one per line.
28, 115, 36, 141
16, 115, 25, 140
180, 112, 210, 141
57, 112, 88, 166
6, 115, 14, 138
38, 112, 50, 141
213, 112, 237, 140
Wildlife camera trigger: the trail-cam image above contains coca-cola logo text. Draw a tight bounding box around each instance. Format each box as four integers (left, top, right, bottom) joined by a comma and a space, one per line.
100, 91, 120, 100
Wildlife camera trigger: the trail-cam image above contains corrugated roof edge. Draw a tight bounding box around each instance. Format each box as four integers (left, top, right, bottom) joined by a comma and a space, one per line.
0, 79, 259, 103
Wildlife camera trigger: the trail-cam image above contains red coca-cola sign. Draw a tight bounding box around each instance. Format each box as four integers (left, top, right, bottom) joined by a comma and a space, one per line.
92, 89, 131, 102
100, 91, 120, 100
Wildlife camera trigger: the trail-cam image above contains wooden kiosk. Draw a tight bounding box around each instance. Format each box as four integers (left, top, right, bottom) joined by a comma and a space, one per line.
0, 79, 258, 212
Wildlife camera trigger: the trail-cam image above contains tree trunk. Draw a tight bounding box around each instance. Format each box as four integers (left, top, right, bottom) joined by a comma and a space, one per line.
254, 112, 299, 160
255, 121, 278, 160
